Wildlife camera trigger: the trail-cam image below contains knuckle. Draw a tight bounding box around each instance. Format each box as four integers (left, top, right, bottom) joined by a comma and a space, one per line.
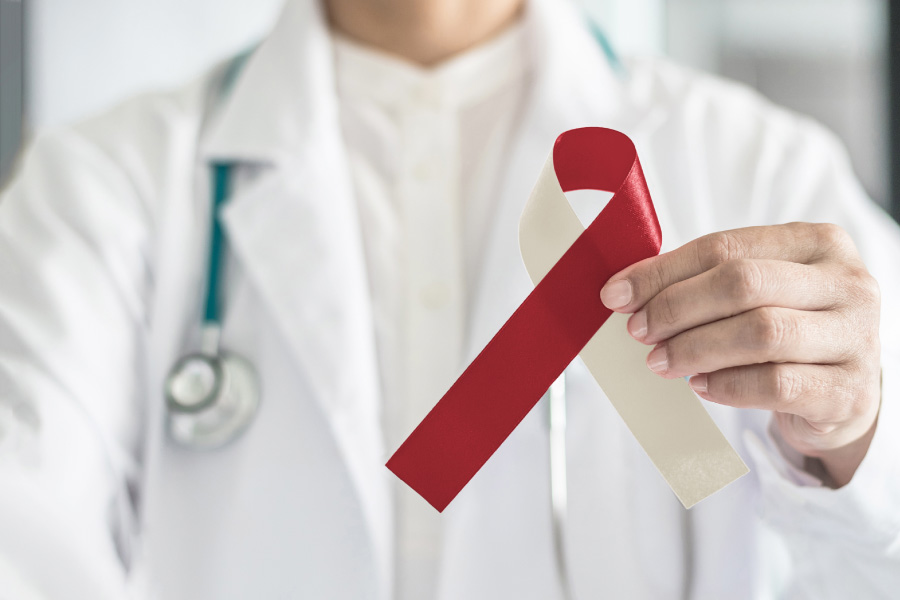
806, 368, 857, 424
768, 365, 804, 411
749, 307, 789, 352
838, 391, 865, 423
836, 265, 881, 332
631, 260, 668, 306
715, 369, 745, 402
698, 232, 736, 270
648, 261, 670, 297
839, 365, 876, 421
665, 339, 694, 373
721, 259, 763, 306
651, 290, 680, 328
813, 223, 855, 256
815, 222, 848, 244
852, 269, 881, 306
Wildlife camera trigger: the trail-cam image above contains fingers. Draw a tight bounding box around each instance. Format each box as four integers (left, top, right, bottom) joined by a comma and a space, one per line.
600, 223, 860, 313
605, 224, 881, 466
645, 307, 852, 379
628, 259, 840, 344
688, 362, 864, 426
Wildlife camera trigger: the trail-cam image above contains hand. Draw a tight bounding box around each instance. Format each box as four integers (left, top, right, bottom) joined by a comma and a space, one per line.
600, 223, 881, 487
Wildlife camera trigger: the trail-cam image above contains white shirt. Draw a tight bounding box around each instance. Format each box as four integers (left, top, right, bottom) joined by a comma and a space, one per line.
333, 23, 530, 600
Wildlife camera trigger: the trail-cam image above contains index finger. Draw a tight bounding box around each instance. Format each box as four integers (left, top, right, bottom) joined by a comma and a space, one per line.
599, 222, 846, 313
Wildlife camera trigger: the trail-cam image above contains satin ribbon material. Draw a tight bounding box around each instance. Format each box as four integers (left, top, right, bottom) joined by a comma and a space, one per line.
387, 127, 747, 512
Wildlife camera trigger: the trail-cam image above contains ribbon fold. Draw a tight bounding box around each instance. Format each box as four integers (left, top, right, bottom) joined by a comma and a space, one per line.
387, 127, 747, 512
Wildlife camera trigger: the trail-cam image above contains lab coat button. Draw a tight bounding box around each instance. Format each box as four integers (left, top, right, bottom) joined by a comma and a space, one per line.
420, 282, 450, 309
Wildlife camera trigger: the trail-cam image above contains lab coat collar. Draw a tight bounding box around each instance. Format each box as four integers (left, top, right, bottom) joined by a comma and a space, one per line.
200, 0, 337, 164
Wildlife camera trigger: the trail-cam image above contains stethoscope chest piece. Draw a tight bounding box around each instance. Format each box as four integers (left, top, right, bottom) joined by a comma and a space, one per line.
164, 159, 261, 449
166, 351, 260, 449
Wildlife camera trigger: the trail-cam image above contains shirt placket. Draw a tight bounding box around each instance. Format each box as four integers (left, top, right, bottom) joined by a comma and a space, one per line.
395, 83, 465, 600
399, 90, 465, 440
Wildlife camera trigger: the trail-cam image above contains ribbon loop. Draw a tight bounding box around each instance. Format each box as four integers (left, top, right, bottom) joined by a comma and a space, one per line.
388, 128, 747, 512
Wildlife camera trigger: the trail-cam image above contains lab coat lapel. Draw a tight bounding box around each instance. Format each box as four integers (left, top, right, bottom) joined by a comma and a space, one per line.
200, 1, 392, 595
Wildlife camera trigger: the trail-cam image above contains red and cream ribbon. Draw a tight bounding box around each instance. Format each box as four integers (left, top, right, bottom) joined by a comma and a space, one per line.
387, 127, 748, 512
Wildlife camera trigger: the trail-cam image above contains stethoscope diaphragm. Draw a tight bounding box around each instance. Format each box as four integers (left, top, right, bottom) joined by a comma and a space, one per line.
166, 351, 259, 449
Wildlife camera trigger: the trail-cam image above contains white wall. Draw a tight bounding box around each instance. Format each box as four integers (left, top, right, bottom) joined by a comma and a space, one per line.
26, 0, 661, 131
24, 0, 887, 208
666, 0, 889, 207
27, 0, 285, 130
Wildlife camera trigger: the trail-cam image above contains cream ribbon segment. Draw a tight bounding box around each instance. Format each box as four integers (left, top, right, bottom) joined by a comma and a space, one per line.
519, 152, 749, 508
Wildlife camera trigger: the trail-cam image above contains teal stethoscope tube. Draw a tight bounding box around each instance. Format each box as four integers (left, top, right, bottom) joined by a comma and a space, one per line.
585, 17, 626, 77
165, 158, 260, 447
204, 163, 232, 326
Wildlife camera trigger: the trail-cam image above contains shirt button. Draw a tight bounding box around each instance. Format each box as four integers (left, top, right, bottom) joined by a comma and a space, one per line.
412, 159, 439, 180
413, 83, 441, 106
420, 282, 450, 309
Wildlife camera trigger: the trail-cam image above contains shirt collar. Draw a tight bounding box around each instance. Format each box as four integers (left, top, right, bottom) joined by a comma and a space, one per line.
332, 20, 529, 111
200, 0, 635, 164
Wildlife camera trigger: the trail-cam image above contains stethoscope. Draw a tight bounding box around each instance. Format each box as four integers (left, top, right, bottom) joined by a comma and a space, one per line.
164, 162, 260, 449
161, 22, 687, 600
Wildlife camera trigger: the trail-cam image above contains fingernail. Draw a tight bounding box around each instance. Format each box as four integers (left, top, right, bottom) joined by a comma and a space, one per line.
647, 345, 668, 374
689, 374, 708, 394
601, 279, 632, 309
628, 311, 648, 340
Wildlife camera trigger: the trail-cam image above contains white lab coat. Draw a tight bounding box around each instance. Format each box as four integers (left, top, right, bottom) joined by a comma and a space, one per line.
1, 0, 899, 598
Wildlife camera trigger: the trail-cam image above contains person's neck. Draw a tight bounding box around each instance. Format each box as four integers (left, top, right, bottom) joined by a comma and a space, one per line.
324, 0, 525, 66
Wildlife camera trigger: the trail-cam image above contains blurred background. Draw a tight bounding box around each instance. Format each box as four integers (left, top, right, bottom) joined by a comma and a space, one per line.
0, 0, 896, 221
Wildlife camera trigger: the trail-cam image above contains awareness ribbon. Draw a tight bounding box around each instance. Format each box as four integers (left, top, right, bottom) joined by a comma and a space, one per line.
387, 127, 748, 512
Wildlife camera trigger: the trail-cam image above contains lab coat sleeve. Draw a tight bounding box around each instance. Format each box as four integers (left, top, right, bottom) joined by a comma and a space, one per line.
741, 117, 900, 599
0, 128, 151, 598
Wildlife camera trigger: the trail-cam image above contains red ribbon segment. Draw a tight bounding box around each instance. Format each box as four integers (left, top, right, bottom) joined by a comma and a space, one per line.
386, 128, 662, 512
